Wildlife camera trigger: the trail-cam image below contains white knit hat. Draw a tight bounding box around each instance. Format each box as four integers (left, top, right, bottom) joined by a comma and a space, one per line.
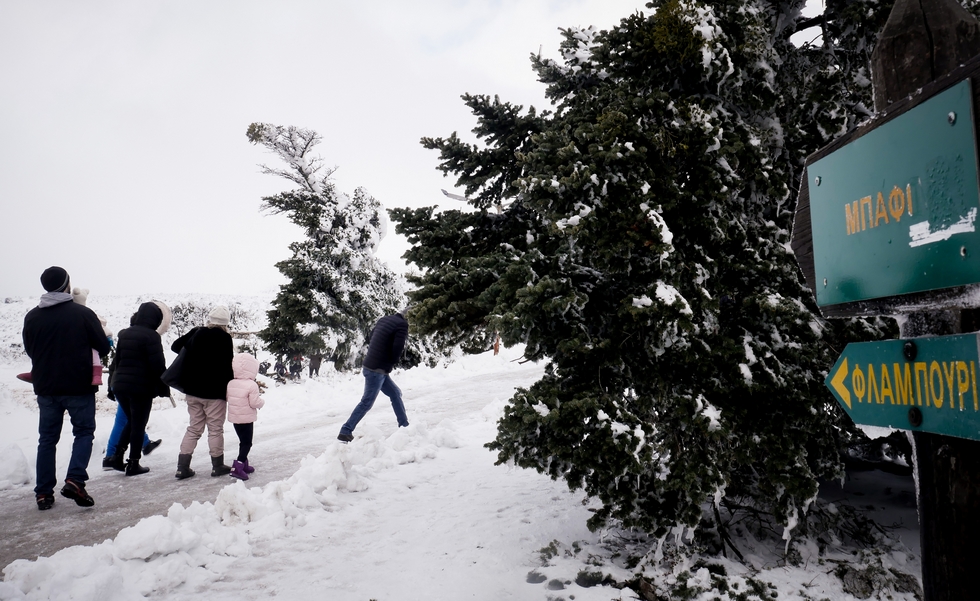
208, 305, 231, 326
71, 287, 89, 306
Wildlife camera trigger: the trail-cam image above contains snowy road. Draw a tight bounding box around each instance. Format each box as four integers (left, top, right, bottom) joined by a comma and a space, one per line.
0, 347, 924, 601
0, 354, 547, 571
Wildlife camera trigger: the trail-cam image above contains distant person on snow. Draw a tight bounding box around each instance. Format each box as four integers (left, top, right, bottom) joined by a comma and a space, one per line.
171, 306, 235, 479
22, 266, 111, 510
289, 355, 302, 380
226, 353, 266, 480
106, 301, 171, 476
337, 308, 410, 443
308, 353, 323, 378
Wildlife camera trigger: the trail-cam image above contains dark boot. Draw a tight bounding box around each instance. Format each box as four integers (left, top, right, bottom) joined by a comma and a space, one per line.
210, 455, 232, 477
125, 459, 149, 476
103, 454, 126, 472
60, 479, 94, 507
175, 454, 195, 480
243, 459, 255, 474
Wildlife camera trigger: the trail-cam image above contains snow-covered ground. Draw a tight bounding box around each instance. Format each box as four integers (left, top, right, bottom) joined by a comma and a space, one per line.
0, 294, 922, 600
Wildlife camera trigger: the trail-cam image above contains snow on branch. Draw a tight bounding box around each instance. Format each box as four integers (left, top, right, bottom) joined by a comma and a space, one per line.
246, 122, 336, 194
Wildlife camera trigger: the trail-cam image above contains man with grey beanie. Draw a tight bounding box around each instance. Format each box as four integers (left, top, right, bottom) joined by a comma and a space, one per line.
22, 266, 111, 510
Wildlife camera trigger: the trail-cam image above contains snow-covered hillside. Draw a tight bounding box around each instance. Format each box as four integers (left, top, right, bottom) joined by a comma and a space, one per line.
0, 294, 922, 601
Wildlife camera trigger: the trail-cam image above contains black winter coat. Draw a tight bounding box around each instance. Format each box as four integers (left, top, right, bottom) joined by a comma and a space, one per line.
172, 326, 234, 400
110, 302, 169, 399
23, 297, 111, 396
362, 314, 408, 374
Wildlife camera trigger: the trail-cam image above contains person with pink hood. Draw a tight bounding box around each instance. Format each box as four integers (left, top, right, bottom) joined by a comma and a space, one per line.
226, 352, 265, 480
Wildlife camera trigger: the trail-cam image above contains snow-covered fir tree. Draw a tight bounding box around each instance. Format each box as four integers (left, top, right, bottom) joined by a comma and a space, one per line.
390, 0, 932, 540
248, 123, 404, 371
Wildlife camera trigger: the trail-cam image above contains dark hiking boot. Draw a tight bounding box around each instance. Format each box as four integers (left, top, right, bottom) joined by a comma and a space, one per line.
210, 455, 232, 477
230, 460, 248, 481
103, 454, 126, 472
175, 454, 195, 480
36, 493, 54, 510
243, 459, 255, 474
142, 439, 162, 456
125, 460, 149, 476
60, 479, 94, 507
337, 432, 353, 442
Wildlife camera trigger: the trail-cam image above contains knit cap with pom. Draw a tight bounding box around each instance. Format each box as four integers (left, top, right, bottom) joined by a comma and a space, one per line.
71, 287, 90, 306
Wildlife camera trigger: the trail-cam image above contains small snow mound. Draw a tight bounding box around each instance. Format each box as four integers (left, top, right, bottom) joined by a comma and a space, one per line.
0, 444, 31, 489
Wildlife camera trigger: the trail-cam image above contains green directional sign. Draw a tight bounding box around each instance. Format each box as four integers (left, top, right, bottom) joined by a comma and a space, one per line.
808, 79, 980, 306
826, 333, 980, 441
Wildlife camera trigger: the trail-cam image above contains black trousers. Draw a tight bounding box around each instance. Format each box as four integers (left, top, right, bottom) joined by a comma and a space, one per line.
117, 394, 153, 462
233, 422, 254, 462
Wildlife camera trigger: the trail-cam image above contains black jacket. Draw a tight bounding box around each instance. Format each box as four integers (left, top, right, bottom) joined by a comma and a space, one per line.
362, 314, 408, 374
110, 302, 168, 398
23, 296, 111, 396
172, 326, 234, 400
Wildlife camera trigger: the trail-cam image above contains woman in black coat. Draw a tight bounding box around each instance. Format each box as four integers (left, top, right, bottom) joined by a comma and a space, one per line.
110, 301, 169, 475
172, 305, 235, 479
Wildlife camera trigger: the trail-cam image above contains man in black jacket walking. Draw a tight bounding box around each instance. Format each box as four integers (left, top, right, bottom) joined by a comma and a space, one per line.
337, 310, 409, 442
22, 266, 111, 510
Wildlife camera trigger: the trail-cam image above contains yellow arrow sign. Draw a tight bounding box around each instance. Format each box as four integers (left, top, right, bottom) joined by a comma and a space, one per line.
825, 335, 980, 442
830, 358, 851, 409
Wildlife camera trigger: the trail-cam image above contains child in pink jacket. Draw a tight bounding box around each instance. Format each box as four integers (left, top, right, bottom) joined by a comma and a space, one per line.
227, 353, 265, 480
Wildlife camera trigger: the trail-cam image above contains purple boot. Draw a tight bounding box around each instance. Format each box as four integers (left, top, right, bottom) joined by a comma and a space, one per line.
230, 460, 249, 481
243, 459, 255, 474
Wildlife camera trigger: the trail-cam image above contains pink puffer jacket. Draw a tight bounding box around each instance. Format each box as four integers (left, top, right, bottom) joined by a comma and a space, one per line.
227, 353, 265, 424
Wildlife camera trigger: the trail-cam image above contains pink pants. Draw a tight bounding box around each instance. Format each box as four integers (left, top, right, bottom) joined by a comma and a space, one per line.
179, 395, 227, 457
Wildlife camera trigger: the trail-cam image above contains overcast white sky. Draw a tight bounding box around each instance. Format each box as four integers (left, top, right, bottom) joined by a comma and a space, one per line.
0, 0, 660, 299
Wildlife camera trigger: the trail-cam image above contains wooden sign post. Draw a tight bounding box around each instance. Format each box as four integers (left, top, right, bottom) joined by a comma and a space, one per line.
791, 1, 980, 599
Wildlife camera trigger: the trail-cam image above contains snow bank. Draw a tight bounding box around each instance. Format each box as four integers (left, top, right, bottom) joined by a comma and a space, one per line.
2, 423, 458, 600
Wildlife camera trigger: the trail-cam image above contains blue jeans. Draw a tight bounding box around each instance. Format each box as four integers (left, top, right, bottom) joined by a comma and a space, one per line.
35, 394, 96, 495
106, 403, 150, 457
340, 368, 408, 435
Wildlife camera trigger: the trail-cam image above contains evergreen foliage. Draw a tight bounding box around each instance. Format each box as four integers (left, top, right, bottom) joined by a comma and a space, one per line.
392, 0, 914, 536
248, 123, 405, 370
